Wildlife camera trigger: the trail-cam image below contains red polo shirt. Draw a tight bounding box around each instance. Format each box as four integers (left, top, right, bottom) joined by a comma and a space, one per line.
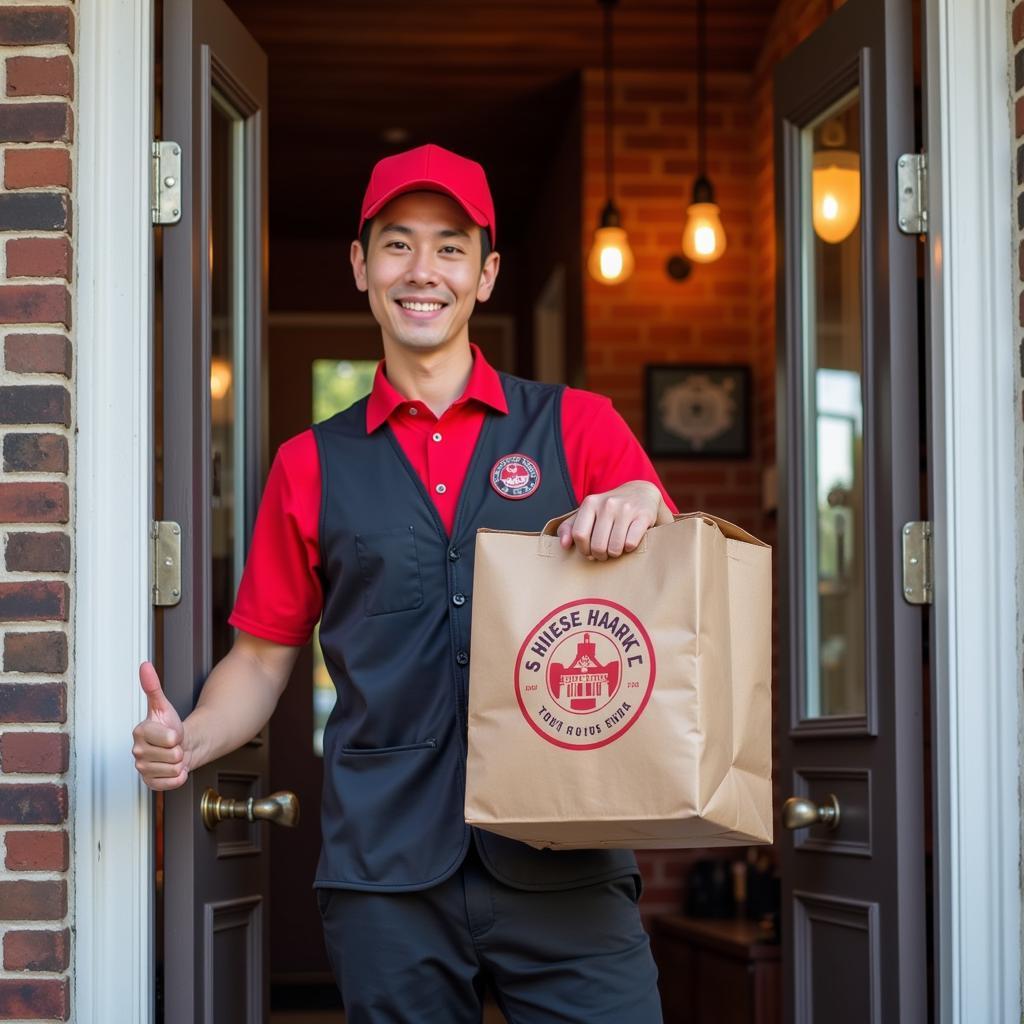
229, 343, 678, 646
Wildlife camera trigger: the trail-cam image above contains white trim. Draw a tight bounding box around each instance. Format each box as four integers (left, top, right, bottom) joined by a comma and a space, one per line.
925, 1, 1021, 1021
74, 1, 154, 1022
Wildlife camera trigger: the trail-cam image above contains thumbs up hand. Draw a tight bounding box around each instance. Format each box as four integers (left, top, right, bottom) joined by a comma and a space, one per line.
132, 661, 190, 791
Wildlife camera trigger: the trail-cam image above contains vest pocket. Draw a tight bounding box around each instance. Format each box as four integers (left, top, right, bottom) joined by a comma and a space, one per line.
328, 736, 461, 885
354, 525, 424, 616
339, 739, 437, 756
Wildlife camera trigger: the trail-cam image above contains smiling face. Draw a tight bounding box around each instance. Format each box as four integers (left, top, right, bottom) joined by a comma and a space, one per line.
350, 190, 500, 357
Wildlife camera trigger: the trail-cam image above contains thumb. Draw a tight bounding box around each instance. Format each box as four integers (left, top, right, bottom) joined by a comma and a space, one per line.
139, 661, 174, 720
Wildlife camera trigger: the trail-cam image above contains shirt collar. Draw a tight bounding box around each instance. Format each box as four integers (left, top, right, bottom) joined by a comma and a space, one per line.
365, 342, 509, 433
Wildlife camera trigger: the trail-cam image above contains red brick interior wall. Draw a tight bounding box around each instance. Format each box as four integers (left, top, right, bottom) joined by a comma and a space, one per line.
581, 2, 832, 923
0, 5, 76, 1021
582, 68, 762, 531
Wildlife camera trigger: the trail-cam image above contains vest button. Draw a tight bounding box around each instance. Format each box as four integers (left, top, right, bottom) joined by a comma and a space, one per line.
448, 548, 460, 561
452, 592, 466, 607
456, 651, 469, 666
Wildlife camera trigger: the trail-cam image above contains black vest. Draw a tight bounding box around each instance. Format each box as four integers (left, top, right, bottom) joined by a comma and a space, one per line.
312, 372, 639, 892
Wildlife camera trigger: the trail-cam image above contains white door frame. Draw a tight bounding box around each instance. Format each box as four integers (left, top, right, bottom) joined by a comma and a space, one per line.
72, 0, 1019, 1021
924, 0, 1021, 1019
74, 0, 154, 1020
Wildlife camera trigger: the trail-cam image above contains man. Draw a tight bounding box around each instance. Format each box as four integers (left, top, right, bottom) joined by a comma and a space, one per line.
133, 143, 677, 1022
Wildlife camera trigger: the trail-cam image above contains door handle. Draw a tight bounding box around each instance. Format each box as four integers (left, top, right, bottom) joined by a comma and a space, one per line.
200, 787, 300, 830
781, 793, 840, 830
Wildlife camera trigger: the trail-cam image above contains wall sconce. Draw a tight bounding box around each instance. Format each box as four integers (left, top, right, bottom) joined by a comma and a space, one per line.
665, 254, 692, 281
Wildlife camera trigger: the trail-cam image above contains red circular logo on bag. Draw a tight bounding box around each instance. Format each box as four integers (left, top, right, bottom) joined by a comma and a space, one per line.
490, 453, 541, 500
514, 598, 655, 750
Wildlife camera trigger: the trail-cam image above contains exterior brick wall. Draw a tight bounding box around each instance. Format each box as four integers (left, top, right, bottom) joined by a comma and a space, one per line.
581, 2, 831, 924
0, 3, 75, 1021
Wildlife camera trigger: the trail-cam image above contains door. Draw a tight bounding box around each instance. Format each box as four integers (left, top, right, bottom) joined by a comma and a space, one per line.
774, 0, 927, 1021
158, 1, 273, 1021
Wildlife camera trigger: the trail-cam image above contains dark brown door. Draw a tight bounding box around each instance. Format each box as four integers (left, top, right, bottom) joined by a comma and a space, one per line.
774, 0, 927, 1021
159, 1, 271, 1021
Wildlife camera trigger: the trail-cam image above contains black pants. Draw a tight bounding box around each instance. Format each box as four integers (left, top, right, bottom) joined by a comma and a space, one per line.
316, 841, 663, 1024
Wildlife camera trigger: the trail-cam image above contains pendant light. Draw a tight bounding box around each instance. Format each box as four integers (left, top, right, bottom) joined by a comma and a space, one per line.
681, 0, 726, 264
587, 0, 634, 285
811, 118, 860, 244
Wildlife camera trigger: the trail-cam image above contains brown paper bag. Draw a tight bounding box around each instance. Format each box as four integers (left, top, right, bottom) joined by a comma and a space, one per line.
464, 509, 772, 849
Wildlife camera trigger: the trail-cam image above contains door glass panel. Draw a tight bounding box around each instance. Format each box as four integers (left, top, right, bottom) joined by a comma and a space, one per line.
801, 89, 866, 719
311, 358, 378, 754
210, 90, 247, 664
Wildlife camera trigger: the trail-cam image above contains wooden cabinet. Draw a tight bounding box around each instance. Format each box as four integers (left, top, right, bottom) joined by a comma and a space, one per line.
651, 915, 781, 1024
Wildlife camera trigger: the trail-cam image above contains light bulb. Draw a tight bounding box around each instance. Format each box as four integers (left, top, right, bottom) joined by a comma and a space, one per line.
812, 149, 860, 244
682, 202, 727, 264
210, 357, 232, 401
587, 225, 635, 285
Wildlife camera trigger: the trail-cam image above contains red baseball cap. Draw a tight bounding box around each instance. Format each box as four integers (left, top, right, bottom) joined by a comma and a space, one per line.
359, 143, 496, 248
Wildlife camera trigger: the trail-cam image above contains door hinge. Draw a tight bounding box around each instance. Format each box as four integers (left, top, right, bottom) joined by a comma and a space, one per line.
897, 153, 927, 235
902, 521, 932, 605
151, 521, 182, 606
151, 141, 182, 225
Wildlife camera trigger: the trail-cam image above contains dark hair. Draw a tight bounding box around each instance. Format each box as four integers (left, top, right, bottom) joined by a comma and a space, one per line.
359, 216, 492, 269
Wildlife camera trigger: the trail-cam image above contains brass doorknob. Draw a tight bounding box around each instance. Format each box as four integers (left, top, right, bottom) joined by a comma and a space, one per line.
781, 793, 840, 830
200, 788, 299, 830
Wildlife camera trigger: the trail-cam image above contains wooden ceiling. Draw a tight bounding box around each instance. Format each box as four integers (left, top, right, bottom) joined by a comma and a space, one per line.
225, 0, 780, 243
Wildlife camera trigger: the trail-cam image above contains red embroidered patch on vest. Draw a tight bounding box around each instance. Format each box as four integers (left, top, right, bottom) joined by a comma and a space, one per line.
489, 453, 541, 500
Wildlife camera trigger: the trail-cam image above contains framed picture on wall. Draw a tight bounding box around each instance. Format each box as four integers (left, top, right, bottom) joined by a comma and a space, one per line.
645, 363, 751, 458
